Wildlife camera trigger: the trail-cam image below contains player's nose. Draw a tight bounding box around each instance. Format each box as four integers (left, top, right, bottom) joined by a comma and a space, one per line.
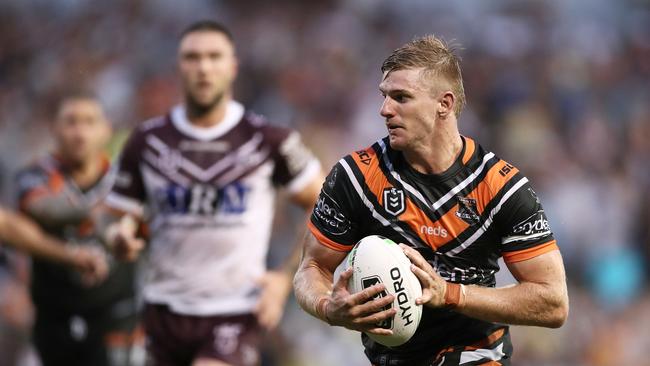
380, 97, 395, 119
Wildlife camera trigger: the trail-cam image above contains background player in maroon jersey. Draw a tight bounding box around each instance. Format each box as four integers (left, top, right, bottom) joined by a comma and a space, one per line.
294, 36, 569, 365
101, 21, 324, 366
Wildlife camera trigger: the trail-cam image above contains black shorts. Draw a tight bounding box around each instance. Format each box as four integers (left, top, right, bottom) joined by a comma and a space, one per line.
33, 300, 142, 366
370, 327, 512, 366
143, 303, 261, 366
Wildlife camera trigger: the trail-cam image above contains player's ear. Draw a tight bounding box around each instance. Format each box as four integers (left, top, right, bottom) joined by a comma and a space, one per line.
438, 91, 455, 119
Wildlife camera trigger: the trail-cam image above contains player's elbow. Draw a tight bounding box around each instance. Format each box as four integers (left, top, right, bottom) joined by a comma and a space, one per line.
545, 290, 569, 328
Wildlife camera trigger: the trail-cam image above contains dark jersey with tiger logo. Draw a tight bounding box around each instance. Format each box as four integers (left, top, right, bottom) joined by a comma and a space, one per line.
309, 136, 558, 365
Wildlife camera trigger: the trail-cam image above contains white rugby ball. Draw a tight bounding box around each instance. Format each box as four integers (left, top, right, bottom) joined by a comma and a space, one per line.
342, 235, 422, 347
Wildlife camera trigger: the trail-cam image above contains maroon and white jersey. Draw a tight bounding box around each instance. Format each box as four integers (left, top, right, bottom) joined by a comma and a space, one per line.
105, 101, 320, 315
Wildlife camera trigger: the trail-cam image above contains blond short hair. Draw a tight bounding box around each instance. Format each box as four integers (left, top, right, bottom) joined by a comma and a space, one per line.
381, 35, 466, 116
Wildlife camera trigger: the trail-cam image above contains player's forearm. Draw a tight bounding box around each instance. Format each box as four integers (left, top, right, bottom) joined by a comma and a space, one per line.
0, 210, 76, 266
25, 195, 90, 226
456, 281, 568, 328
293, 260, 335, 322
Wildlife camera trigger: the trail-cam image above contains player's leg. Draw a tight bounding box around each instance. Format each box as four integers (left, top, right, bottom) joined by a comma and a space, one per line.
104, 324, 146, 366
33, 310, 91, 366
98, 297, 146, 366
143, 303, 195, 366
195, 314, 262, 366
192, 358, 235, 366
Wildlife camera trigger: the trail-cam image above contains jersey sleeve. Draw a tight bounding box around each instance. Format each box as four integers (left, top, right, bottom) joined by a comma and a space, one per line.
104, 128, 146, 216
308, 160, 362, 252
268, 128, 321, 194
14, 166, 59, 211
495, 180, 558, 263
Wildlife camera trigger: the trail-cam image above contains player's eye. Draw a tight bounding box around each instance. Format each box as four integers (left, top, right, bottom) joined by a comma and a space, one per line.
183, 53, 199, 62
393, 94, 407, 103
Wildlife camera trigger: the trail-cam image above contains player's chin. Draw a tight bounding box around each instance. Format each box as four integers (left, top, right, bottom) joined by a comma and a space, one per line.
189, 90, 223, 109
387, 135, 407, 151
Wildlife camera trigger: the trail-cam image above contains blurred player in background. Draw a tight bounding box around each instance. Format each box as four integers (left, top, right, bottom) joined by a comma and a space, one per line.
294, 35, 569, 365
15, 93, 143, 366
101, 20, 323, 366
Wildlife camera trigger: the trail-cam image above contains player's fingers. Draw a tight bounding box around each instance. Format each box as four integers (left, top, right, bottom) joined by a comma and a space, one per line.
355, 307, 396, 328
399, 244, 429, 270
410, 264, 434, 305
365, 327, 394, 336
333, 267, 353, 292
349, 283, 387, 305
354, 293, 394, 316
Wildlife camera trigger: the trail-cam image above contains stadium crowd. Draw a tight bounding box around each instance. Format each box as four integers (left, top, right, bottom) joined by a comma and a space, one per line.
0, 0, 649, 365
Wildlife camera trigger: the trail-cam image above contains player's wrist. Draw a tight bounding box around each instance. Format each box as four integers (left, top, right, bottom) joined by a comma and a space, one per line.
63, 244, 82, 268
444, 282, 466, 309
315, 296, 332, 325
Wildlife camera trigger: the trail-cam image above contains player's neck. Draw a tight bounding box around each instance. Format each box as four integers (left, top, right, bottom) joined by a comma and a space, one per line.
185, 95, 231, 128
61, 154, 105, 189
403, 124, 463, 175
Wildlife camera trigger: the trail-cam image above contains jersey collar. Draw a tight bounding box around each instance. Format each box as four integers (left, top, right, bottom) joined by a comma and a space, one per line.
170, 100, 245, 141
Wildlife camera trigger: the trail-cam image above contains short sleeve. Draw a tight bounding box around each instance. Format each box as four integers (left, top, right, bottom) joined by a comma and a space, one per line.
269, 129, 321, 194
14, 165, 62, 211
308, 161, 362, 252
496, 181, 558, 263
104, 129, 146, 216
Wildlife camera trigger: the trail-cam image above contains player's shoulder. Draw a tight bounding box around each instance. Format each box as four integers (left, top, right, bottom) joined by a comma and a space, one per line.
17, 155, 59, 177
15, 155, 61, 191
241, 110, 296, 146
133, 114, 169, 136
341, 137, 387, 175
466, 137, 527, 197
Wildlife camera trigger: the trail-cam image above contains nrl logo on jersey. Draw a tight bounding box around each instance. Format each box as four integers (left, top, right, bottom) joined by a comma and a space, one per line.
455, 196, 480, 225
383, 187, 405, 216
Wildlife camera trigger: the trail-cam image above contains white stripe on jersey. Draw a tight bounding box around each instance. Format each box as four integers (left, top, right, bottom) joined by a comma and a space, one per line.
459, 342, 505, 364
142, 150, 192, 186
377, 139, 497, 212
339, 159, 420, 248
501, 230, 552, 245
447, 177, 529, 256
145, 133, 266, 184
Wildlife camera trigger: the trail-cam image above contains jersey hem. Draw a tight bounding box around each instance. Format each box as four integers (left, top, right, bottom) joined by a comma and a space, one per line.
502, 240, 558, 263
307, 220, 351, 252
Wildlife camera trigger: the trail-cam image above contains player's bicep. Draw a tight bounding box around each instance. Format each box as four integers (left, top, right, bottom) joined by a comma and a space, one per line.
506, 249, 566, 286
